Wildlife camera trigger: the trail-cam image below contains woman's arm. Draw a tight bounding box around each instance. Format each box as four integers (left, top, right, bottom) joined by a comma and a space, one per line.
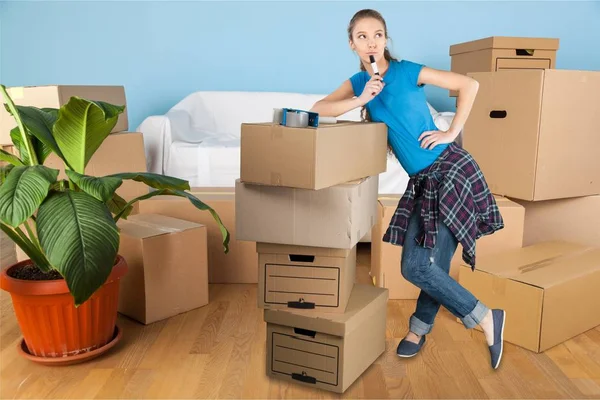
310, 76, 384, 117
419, 67, 479, 139
310, 80, 363, 117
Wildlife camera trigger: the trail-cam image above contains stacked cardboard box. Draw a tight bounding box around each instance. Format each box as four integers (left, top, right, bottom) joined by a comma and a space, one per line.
2, 85, 213, 325
450, 37, 600, 352
235, 119, 389, 393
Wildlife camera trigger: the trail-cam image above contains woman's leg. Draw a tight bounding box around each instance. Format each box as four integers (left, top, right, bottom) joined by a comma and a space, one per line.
400, 202, 489, 336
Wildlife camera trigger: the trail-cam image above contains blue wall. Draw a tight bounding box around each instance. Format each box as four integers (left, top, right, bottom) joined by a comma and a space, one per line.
1, 1, 598, 129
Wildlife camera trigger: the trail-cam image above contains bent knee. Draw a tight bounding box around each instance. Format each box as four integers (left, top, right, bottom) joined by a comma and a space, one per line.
401, 252, 433, 284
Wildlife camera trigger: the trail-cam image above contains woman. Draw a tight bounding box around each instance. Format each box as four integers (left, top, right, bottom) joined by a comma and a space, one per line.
310, 9, 506, 370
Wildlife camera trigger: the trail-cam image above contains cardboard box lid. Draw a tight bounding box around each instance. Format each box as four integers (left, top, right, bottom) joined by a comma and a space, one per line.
263, 284, 388, 337
118, 214, 204, 239
450, 36, 560, 55
241, 121, 373, 131
256, 243, 352, 258
470, 241, 600, 289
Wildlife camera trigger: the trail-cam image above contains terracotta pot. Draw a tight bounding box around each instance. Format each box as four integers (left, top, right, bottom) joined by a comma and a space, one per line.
0, 255, 128, 360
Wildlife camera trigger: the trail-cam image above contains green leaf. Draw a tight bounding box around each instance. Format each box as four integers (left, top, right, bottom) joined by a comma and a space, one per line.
108, 172, 190, 191
0, 165, 59, 227
1, 85, 38, 165
0, 148, 24, 167
9, 106, 63, 165
115, 188, 230, 253
0, 222, 54, 272
107, 192, 133, 220
65, 170, 123, 203
0, 164, 14, 185
53, 97, 125, 174
37, 190, 120, 306
10, 126, 53, 166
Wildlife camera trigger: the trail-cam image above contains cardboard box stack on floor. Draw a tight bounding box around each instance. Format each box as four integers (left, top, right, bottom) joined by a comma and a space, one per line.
235, 119, 389, 393
1, 85, 213, 325
450, 37, 600, 353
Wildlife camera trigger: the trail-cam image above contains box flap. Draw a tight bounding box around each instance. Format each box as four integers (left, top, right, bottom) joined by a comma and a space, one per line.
256, 243, 351, 258
472, 241, 600, 289
119, 214, 203, 239
450, 36, 559, 55
263, 284, 388, 337
378, 195, 402, 207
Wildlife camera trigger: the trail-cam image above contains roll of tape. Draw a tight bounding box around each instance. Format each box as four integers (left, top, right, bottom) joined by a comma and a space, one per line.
285, 111, 309, 128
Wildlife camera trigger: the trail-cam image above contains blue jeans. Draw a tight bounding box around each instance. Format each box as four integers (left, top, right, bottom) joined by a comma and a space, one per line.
401, 199, 489, 336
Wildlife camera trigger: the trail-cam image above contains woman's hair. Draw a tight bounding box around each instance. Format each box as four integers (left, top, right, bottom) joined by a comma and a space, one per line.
347, 9, 398, 154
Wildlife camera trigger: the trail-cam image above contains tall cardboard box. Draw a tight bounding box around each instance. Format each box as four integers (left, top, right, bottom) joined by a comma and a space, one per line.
1, 85, 128, 144
117, 214, 209, 324
240, 121, 387, 189
371, 195, 525, 299
458, 241, 600, 353
511, 195, 600, 248
449, 36, 559, 96
463, 69, 600, 201
257, 243, 356, 313
139, 188, 258, 284
264, 284, 388, 394
236, 176, 378, 249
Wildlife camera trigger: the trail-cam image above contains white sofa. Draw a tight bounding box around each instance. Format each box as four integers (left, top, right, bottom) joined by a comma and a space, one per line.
136, 91, 457, 242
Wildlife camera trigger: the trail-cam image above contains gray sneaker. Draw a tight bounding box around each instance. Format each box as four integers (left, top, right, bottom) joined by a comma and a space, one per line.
489, 309, 506, 369
396, 335, 426, 358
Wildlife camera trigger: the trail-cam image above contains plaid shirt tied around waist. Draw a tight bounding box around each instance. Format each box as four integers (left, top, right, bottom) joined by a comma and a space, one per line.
382, 143, 504, 270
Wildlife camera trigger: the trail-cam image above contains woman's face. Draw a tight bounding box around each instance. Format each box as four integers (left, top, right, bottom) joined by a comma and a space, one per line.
349, 17, 387, 64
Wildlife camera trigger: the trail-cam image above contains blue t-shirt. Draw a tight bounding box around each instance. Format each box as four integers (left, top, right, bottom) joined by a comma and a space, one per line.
349, 59, 448, 176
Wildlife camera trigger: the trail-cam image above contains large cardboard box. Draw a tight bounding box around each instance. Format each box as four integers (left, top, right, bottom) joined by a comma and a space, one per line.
264, 284, 387, 394
1, 85, 128, 144
257, 243, 356, 313
117, 214, 209, 325
458, 241, 600, 353
511, 195, 600, 248
139, 188, 257, 284
371, 195, 524, 299
449, 36, 559, 96
240, 121, 387, 190
236, 176, 378, 249
463, 69, 600, 201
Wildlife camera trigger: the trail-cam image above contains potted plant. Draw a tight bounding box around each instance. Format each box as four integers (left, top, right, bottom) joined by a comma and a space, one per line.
0, 85, 230, 365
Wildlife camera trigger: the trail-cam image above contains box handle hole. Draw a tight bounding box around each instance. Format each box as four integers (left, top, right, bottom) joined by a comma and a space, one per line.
489, 110, 507, 119
289, 254, 315, 263
292, 371, 317, 384
516, 49, 534, 56
294, 327, 317, 338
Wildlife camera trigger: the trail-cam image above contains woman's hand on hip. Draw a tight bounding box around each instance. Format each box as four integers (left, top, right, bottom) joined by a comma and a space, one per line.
418, 129, 458, 150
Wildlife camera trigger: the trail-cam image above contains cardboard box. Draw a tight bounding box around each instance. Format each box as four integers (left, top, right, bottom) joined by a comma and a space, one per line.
240, 121, 387, 190
139, 188, 258, 284
117, 214, 208, 324
458, 241, 600, 353
511, 195, 600, 248
1, 85, 128, 144
236, 176, 378, 249
264, 283, 387, 393
371, 195, 524, 299
449, 36, 559, 96
257, 243, 356, 313
463, 69, 600, 201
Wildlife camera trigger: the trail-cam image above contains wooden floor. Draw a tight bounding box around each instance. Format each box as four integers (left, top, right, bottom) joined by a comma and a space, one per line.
1, 234, 600, 399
